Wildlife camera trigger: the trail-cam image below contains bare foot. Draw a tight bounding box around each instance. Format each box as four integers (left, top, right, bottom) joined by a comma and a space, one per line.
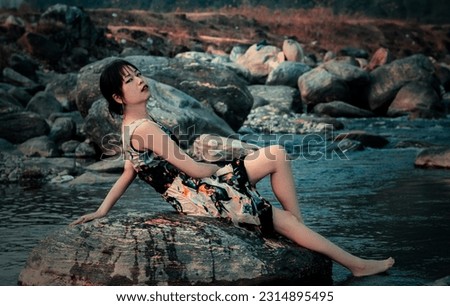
351, 257, 395, 277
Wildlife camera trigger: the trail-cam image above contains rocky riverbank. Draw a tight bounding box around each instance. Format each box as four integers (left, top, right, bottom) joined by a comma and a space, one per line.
1, 4, 450, 187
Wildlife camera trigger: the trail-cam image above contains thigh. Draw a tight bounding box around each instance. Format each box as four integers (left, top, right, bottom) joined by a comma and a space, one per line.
243, 146, 278, 185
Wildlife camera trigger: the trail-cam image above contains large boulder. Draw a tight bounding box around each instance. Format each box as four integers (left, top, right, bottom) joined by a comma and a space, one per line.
77, 56, 237, 155
266, 61, 312, 88
0, 111, 50, 144
18, 32, 63, 63
76, 56, 161, 117
366, 54, 440, 114
387, 81, 445, 119
39, 4, 99, 50
298, 66, 350, 110
136, 56, 254, 131
248, 84, 302, 113
25, 91, 64, 119
84, 78, 237, 156
236, 42, 284, 84
0, 89, 23, 114
298, 60, 371, 111
282, 38, 305, 62
18, 213, 332, 286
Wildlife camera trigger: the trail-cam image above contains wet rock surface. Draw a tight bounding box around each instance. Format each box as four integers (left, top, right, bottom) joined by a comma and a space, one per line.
18, 213, 332, 286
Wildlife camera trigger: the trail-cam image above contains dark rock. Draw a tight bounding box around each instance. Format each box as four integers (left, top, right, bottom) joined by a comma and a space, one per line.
68, 171, 119, 185
61, 139, 81, 155
8, 86, 32, 107
143, 57, 254, 131
18, 32, 63, 63
49, 117, 76, 144
322, 60, 371, 108
45, 73, 78, 111
0, 89, 23, 114
143, 79, 237, 145
49, 111, 85, 140
387, 81, 445, 119
2, 15, 25, 41
26, 91, 64, 119
367, 54, 439, 114
394, 140, 436, 149
74, 141, 97, 158
82, 65, 236, 155
435, 63, 450, 92
415, 147, 450, 169
426, 275, 450, 286
266, 61, 312, 88
18, 213, 332, 286
0, 138, 19, 154
338, 47, 369, 59
75, 56, 168, 117
252, 96, 270, 108
17, 136, 59, 157
334, 131, 389, 149
229, 44, 248, 62
326, 137, 364, 153
20, 157, 80, 186
39, 4, 99, 50
248, 85, 302, 113
314, 101, 375, 118
84, 157, 124, 174
69, 47, 90, 67
298, 66, 351, 108
8, 53, 39, 80
326, 56, 361, 67
2, 67, 37, 87
0, 112, 50, 144
83, 99, 121, 156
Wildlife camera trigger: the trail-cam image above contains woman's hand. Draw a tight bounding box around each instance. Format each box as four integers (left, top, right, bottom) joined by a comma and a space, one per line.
70, 211, 102, 226
215, 164, 233, 177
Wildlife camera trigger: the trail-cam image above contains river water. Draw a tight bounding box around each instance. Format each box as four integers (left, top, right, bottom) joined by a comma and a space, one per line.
0, 116, 449, 286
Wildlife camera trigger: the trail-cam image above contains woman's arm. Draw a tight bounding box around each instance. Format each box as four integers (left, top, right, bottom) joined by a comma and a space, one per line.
132, 121, 220, 178
70, 160, 137, 225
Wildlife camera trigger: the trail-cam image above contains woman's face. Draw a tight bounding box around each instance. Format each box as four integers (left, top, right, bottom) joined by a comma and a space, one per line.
116, 65, 150, 106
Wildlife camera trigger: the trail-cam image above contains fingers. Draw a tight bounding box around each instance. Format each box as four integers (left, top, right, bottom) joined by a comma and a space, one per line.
69, 215, 89, 226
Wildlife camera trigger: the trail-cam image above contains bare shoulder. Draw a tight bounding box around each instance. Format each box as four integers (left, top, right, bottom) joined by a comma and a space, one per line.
131, 119, 168, 152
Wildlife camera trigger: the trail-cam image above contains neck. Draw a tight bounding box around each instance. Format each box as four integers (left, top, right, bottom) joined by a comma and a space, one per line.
122, 103, 149, 124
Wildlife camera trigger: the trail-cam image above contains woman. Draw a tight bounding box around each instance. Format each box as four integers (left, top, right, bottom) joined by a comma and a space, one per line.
72, 59, 394, 277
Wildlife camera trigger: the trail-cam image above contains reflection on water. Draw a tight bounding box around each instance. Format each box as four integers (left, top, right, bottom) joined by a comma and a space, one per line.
1, 118, 450, 286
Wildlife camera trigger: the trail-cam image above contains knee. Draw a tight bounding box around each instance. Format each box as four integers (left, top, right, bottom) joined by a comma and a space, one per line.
273, 209, 300, 233
268, 145, 289, 163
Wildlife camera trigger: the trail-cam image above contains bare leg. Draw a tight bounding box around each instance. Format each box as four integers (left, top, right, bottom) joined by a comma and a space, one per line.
244, 145, 394, 276
244, 145, 303, 222
273, 207, 395, 277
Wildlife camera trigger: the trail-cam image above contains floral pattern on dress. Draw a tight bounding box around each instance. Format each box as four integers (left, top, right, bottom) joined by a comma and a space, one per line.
123, 118, 274, 236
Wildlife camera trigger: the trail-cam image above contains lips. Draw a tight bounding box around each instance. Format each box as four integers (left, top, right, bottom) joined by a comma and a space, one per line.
141, 85, 148, 92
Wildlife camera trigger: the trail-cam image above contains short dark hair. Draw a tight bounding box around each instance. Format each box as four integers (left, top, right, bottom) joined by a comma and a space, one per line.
99, 59, 139, 115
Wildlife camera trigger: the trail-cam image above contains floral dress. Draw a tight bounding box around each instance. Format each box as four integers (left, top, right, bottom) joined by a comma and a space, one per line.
122, 118, 274, 236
